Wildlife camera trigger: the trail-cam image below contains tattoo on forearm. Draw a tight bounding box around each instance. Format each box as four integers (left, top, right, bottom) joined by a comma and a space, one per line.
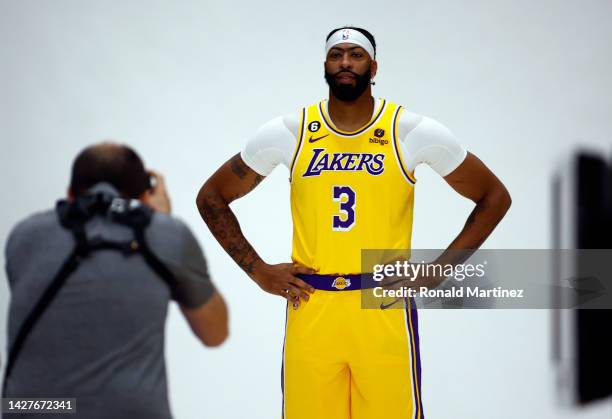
251, 174, 264, 189
199, 154, 266, 274
228, 174, 264, 201
230, 154, 248, 179
199, 192, 261, 274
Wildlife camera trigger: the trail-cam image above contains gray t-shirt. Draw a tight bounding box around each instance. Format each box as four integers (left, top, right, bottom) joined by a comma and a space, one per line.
3, 185, 215, 419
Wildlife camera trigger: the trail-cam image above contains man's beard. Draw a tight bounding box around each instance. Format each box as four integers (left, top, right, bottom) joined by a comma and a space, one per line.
324, 68, 371, 102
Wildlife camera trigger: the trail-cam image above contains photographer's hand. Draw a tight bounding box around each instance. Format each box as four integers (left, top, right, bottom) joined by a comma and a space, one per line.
143, 170, 172, 214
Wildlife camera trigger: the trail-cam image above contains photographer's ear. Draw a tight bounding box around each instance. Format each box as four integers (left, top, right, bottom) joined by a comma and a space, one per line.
138, 189, 151, 203
139, 170, 171, 214
138, 174, 154, 203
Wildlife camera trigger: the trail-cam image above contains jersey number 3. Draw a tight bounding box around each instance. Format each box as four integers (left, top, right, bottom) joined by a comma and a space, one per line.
332, 186, 356, 231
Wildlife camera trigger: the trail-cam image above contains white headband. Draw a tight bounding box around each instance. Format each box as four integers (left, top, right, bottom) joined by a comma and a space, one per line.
325, 28, 375, 59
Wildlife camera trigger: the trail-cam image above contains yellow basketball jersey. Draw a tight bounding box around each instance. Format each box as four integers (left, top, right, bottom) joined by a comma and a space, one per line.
289, 98, 417, 275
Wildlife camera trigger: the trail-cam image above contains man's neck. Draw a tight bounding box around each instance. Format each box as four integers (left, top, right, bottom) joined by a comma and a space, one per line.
327, 91, 375, 132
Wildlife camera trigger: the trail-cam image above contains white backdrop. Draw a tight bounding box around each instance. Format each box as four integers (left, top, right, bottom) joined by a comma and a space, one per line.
1, 1, 611, 418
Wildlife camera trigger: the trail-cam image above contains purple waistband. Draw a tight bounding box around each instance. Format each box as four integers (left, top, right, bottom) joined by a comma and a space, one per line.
297, 274, 376, 291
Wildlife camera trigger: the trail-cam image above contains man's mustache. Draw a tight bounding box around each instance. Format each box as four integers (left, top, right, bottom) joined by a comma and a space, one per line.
333, 70, 360, 77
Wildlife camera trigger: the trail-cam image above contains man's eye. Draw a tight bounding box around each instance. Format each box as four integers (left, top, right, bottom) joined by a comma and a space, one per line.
330, 53, 341, 59
352, 52, 363, 58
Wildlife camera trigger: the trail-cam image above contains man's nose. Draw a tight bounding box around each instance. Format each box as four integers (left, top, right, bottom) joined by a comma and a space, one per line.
340, 52, 352, 69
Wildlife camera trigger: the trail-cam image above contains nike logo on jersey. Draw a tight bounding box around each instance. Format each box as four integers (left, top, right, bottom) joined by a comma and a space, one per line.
303, 148, 385, 177
379, 297, 402, 310
308, 134, 329, 143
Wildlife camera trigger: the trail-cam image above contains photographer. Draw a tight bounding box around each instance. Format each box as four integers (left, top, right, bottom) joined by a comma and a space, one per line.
2, 143, 228, 418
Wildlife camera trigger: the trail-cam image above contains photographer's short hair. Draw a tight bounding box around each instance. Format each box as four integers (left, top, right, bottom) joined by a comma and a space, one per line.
69, 143, 149, 198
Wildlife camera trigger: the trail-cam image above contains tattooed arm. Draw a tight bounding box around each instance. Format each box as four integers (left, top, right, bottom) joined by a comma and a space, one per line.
196, 153, 315, 306
433, 151, 511, 268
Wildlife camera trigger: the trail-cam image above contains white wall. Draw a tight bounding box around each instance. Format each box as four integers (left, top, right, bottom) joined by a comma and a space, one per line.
1, 0, 611, 418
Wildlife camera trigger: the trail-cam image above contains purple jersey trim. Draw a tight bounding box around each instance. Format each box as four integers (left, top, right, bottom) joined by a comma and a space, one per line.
406, 297, 425, 418
297, 273, 377, 291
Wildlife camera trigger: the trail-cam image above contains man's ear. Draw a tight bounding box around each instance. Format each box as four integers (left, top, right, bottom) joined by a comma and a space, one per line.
67, 188, 75, 201
370, 60, 378, 80
138, 189, 151, 203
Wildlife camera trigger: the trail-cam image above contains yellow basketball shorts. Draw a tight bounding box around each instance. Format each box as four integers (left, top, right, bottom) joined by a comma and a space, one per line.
281, 288, 424, 419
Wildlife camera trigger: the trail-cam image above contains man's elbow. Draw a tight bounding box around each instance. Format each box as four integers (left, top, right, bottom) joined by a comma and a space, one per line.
504, 191, 512, 212
492, 183, 512, 217
199, 324, 229, 347
195, 182, 214, 214
195, 182, 227, 224
198, 299, 229, 347
181, 292, 229, 348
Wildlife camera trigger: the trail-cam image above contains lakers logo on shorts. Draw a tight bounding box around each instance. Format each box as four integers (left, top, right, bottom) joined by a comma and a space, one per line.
332, 277, 351, 290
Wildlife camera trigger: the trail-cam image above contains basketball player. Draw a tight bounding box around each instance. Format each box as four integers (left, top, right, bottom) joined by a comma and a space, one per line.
196, 26, 511, 419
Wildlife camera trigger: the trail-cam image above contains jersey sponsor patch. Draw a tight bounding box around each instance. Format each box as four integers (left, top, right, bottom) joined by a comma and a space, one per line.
368, 137, 388, 146
369, 128, 388, 145
303, 148, 385, 177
